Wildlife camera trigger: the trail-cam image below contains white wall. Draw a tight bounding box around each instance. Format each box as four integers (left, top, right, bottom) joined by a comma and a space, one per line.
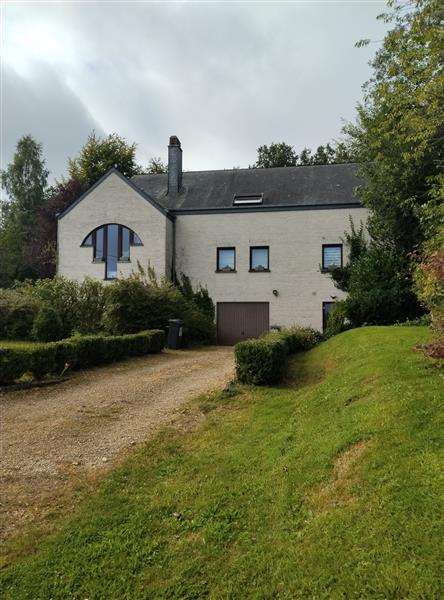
175, 207, 368, 331
57, 172, 171, 282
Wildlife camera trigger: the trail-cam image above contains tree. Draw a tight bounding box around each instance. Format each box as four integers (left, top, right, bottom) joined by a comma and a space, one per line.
25, 178, 88, 278
298, 147, 313, 166
68, 132, 142, 186
1, 135, 48, 219
0, 135, 49, 285
345, 0, 443, 255
311, 144, 335, 165
253, 142, 297, 168
146, 157, 167, 174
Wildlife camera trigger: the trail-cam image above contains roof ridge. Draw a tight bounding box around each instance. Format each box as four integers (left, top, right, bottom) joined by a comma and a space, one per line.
132, 163, 360, 178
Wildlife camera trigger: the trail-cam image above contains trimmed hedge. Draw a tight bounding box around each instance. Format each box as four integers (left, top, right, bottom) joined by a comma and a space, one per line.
0, 329, 165, 385
235, 326, 322, 385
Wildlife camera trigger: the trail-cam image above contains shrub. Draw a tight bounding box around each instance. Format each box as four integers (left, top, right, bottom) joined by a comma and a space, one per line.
0, 289, 41, 340
31, 306, 64, 342
76, 277, 106, 334
102, 275, 215, 344
324, 301, 350, 338
278, 326, 323, 352
0, 330, 165, 385
235, 326, 321, 385
0, 348, 29, 384
176, 273, 215, 322
235, 334, 288, 385
344, 247, 423, 326
15, 277, 81, 337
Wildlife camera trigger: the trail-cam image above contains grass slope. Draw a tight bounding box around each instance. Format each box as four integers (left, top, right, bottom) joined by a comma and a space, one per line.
1, 326, 443, 599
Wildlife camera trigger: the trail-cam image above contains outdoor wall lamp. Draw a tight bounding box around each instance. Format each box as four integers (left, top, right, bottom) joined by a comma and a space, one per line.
272, 289, 279, 296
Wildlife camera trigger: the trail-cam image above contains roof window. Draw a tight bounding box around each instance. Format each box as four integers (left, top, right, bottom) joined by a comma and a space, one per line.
233, 193, 263, 205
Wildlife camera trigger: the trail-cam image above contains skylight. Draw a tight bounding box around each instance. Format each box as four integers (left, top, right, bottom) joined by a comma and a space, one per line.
233, 193, 263, 206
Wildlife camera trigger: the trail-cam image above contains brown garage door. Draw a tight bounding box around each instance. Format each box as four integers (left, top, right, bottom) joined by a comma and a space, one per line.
217, 302, 270, 345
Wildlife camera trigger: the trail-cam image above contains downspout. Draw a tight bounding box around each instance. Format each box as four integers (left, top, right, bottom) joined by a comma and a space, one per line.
171, 214, 177, 283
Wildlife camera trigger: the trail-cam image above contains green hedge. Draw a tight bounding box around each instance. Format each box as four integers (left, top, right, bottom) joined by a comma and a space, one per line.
234, 326, 322, 385
0, 329, 165, 385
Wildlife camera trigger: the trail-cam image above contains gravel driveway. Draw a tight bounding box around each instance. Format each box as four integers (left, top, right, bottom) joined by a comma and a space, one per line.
0, 346, 234, 544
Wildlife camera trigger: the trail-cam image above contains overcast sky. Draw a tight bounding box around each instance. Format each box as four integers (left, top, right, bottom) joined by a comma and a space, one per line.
1, 1, 389, 184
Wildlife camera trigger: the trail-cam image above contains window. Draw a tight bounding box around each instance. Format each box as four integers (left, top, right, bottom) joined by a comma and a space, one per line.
250, 246, 269, 272
322, 301, 335, 331
322, 244, 343, 271
217, 247, 236, 272
81, 224, 143, 280
233, 194, 263, 206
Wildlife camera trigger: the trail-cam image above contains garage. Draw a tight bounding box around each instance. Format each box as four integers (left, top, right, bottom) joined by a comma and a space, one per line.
217, 302, 270, 345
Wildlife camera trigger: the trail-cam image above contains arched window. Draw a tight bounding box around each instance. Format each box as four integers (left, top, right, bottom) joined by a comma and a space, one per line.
81, 224, 143, 280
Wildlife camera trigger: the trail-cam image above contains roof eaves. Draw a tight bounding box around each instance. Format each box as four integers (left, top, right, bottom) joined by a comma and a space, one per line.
171, 201, 362, 216
57, 167, 174, 221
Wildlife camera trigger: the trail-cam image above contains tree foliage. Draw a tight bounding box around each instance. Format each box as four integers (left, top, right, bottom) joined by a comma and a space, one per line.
68, 132, 142, 186
146, 157, 168, 174
345, 0, 444, 254
253, 141, 356, 168
0, 135, 49, 285
26, 178, 88, 279
253, 142, 297, 168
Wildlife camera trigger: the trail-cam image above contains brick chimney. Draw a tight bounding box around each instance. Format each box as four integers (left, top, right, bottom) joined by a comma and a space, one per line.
167, 136, 182, 194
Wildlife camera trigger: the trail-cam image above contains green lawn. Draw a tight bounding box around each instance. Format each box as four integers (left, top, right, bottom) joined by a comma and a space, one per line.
1, 326, 443, 599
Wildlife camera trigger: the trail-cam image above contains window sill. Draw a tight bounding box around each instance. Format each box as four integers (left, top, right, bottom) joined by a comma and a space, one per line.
321, 267, 341, 273
216, 269, 237, 273
249, 269, 270, 273
92, 259, 105, 263
118, 259, 131, 263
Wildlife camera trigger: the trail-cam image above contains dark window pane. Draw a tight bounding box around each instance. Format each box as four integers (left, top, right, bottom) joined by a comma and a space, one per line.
82, 234, 93, 247
121, 227, 130, 259
251, 247, 269, 271
323, 302, 335, 330
94, 227, 104, 260
107, 224, 118, 279
131, 231, 143, 245
323, 245, 342, 268
218, 248, 235, 271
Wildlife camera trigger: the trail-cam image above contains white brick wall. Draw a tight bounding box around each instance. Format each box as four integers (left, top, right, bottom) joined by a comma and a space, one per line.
57, 172, 171, 282
175, 208, 368, 331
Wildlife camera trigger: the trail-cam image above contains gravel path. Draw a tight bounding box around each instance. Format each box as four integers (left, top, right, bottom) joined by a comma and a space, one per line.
0, 346, 234, 543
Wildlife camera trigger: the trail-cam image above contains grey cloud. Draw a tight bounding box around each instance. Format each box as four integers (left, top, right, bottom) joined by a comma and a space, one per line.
2, 62, 105, 182
2, 1, 388, 178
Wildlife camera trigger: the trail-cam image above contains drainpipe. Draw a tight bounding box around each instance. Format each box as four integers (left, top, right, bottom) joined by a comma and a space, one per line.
171, 214, 177, 283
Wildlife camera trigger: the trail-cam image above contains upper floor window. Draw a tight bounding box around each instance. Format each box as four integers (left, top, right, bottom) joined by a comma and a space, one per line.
250, 246, 269, 272
217, 247, 236, 272
81, 224, 143, 280
322, 244, 342, 271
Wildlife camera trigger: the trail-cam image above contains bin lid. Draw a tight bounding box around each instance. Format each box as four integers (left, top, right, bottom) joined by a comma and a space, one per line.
168, 319, 184, 325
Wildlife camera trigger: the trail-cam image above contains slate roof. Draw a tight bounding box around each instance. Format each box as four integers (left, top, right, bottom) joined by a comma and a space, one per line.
132, 163, 363, 213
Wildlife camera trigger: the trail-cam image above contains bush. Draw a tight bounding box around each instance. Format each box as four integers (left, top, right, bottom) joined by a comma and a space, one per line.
0, 329, 165, 385
235, 326, 321, 385
278, 326, 323, 352
102, 275, 215, 344
31, 306, 64, 342
235, 334, 288, 385
0, 289, 41, 340
15, 277, 80, 337
0, 348, 29, 384
344, 247, 423, 326
324, 301, 350, 338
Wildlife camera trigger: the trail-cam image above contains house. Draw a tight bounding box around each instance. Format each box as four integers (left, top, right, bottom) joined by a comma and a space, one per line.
57, 136, 368, 343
